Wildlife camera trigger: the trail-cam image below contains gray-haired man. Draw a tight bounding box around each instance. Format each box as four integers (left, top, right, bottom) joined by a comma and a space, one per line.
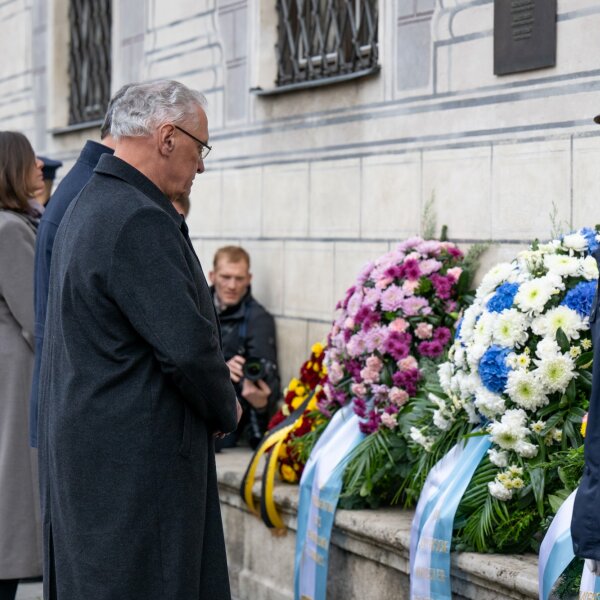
38, 80, 241, 600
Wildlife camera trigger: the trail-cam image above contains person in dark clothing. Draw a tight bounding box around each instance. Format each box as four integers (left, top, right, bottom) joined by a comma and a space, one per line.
37, 80, 240, 600
33, 156, 63, 206
29, 84, 131, 448
210, 246, 280, 449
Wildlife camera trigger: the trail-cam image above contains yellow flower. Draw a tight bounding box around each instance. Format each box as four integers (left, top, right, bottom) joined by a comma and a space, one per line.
306, 361, 313, 369
281, 464, 298, 483
278, 444, 288, 460
288, 378, 300, 392
321, 364, 328, 375
582, 413, 588, 437
311, 342, 324, 357
313, 363, 320, 372
296, 385, 306, 396
291, 394, 307, 410
307, 395, 318, 411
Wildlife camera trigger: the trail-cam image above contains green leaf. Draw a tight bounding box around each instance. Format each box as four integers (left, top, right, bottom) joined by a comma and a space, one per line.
556, 328, 570, 353
529, 468, 545, 517
548, 490, 571, 514
576, 351, 594, 368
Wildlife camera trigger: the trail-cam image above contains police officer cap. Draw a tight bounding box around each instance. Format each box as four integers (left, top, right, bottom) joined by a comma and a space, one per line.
38, 156, 63, 181
594, 115, 600, 125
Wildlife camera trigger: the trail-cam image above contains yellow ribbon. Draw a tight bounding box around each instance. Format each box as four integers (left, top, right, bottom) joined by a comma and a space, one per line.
240, 388, 318, 528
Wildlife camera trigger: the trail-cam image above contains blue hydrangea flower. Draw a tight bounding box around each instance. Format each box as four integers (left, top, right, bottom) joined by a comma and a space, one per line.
486, 283, 520, 313
580, 227, 599, 254
561, 280, 598, 317
479, 346, 511, 394
455, 318, 463, 340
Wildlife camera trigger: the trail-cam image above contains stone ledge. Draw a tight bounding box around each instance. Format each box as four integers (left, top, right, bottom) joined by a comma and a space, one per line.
216, 448, 539, 600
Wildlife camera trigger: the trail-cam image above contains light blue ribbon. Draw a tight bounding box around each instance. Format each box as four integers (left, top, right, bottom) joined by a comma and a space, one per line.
294, 405, 365, 600
410, 434, 491, 600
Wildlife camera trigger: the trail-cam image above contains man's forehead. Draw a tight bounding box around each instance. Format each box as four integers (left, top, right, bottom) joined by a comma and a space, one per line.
215, 259, 249, 275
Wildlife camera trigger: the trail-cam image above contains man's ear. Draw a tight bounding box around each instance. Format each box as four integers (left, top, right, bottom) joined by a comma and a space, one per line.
157, 123, 176, 156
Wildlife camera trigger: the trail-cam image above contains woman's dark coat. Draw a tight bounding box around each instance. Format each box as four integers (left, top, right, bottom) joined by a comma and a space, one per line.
38, 154, 238, 600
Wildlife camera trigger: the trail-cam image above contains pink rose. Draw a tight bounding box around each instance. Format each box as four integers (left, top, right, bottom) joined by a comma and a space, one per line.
389, 318, 409, 333
351, 383, 367, 398
365, 356, 383, 372
329, 362, 344, 384
415, 322, 433, 340
360, 367, 380, 384
447, 266, 463, 281
380, 413, 398, 429
402, 280, 419, 294
398, 355, 418, 371
375, 276, 394, 290
389, 387, 409, 406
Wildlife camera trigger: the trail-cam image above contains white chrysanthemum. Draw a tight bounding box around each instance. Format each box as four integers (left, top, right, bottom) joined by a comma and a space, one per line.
459, 302, 483, 340
536, 337, 561, 360
531, 305, 585, 340
477, 263, 515, 298
474, 387, 506, 419
410, 427, 434, 452
505, 370, 548, 411
454, 345, 466, 368
562, 232, 588, 253
463, 400, 481, 424
544, 254, 582, 278
514, 277, 556, 314
488, 448, 508, 468
517, 250, 546, 275
538, 241, 561, 254
492, 309, 529, 347
466, 343, 488, 370
531, 420, 545, 434
488, 480, 513, 501
488, 411, 530, 451
473, 311, 495, 347
583, 255, 599, 281
438, 362, 454, 392
515, 440, 538, 458
535, 354, 576, 393
433, 410, 452, 431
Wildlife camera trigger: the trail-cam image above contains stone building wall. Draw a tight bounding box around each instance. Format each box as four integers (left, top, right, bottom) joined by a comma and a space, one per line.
2, 0, 600, 385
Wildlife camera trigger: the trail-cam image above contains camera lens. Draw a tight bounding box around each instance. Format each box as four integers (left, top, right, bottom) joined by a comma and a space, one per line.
243, 358, 266, 382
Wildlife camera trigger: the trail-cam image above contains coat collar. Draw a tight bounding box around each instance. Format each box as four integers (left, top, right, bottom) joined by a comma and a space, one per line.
78, 140, 114, 169
94, 154, 184, 230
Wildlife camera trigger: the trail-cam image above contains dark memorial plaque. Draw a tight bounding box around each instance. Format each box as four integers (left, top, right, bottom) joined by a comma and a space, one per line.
494, 0, 557, 75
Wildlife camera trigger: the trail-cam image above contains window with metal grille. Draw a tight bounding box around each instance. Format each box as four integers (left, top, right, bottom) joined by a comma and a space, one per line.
68, 0, 112, 126
275, 0, 378, 89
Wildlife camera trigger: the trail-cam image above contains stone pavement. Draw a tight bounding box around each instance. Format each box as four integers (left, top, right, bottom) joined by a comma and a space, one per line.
15, 580, 43, 600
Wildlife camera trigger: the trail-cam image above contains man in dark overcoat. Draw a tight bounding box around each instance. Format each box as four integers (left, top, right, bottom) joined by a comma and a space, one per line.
30, 85, 132, 448
37, 80, 240, 600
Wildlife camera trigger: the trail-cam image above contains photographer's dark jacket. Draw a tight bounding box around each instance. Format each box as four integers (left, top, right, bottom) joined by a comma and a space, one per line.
213, 287, 280, 445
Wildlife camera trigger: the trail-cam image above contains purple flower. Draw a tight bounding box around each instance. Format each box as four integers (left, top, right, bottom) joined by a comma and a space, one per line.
433, 326, 451, 345
401, 259, 421, 281
402, 296, 429, 316
392, 368, 421, 396
417, 340, 445, 358
353, 397, 367, 418
384, 330, 411, 361
380, 285, 405, 312
355, 305, 380, 330
430, 273, 455, 300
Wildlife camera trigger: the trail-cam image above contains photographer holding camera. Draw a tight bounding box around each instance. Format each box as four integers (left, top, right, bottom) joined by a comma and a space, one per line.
209, 246, 280, 450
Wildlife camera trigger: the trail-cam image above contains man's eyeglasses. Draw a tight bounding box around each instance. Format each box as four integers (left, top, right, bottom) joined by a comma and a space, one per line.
174, 124, 212, 160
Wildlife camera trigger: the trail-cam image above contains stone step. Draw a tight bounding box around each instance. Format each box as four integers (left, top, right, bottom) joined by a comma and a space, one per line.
216, 447, 540, 600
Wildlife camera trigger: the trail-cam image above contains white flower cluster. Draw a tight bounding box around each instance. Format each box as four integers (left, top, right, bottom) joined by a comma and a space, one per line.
429, 229, 599, 501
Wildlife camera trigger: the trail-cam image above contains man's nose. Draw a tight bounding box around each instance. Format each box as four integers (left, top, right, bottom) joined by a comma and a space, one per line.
197, 157, 204, 175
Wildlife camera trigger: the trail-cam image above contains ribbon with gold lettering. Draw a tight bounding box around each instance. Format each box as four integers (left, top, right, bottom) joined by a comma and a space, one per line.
294, 404, 365, 600
410, 433, 491, 600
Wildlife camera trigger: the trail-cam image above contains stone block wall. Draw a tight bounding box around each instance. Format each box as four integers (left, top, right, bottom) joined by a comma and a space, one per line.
3, 0, 600, 385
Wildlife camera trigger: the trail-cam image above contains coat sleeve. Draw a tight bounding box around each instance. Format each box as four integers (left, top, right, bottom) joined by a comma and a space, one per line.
0, 218, 35, 349
108, 207, 238, 433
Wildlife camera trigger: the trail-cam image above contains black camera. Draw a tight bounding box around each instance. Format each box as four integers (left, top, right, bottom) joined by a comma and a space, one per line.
242, 357, 276, 382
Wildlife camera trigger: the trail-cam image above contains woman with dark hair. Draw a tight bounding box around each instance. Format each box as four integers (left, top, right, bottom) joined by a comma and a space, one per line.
0, 131, 43, 600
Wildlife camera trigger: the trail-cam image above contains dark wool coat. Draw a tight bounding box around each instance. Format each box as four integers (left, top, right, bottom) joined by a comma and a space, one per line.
572, 251, 600, 558
31, 140, 114, 447
38, 154, 238, 600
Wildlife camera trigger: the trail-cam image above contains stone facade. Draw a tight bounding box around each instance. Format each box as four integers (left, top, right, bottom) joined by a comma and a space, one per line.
3, 0, 600, 384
